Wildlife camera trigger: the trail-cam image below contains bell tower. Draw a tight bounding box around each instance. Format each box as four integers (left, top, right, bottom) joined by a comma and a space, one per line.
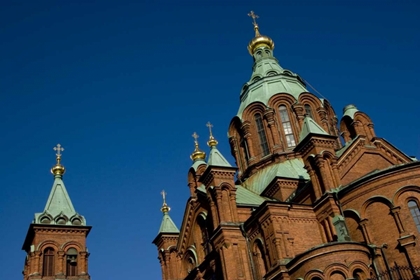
22, 144, 91, 280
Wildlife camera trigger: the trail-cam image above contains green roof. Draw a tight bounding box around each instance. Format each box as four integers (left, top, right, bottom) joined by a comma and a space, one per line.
158, 212, 179, 234
299, 115, 329, 141
207, 146, 232, 167
34, 174, 86, 226
342, 104, 359, 119
197, 184, 267, 207
242, 158, 310, 194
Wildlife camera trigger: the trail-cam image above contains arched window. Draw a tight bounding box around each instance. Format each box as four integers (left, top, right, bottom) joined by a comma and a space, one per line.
66, 248, 78, 276
255, 114, 269, 156
408, 200, 420, 232
197, 216, 210, 255
43, 247, 55, 276
279, 106, 296, 147
253, 241, 267, 278
304, 104, 313, 118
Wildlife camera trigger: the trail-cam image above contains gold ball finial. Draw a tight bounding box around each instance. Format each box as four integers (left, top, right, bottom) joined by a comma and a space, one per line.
51, 144, 66, 176
160, 190, 171, 214
206, 121, 218, 148
190, 132, 206, 161
247, 11, 275, 55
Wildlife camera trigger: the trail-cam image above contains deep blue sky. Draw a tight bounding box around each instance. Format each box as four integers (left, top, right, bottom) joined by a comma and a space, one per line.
1, 0, 419, 279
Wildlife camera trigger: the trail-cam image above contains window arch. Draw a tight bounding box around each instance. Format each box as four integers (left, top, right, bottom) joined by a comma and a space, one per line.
66, 248, 78, 276
279, 106, 296, 147
255, 114, 269, 156
408, 200, 420, 232
43, 247, 55, 276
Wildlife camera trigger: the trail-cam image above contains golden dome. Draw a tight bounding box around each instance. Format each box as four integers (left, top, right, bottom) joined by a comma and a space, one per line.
247, 30, 275, 55
51, 144, 65, 176
161, 203, 170, 213
190, 132, 206, 161
247, 11, 274, 55
51, 156, 66, 176
206, 121, 218, 148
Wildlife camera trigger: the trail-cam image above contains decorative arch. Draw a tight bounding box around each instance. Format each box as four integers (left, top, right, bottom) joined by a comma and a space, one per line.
304, 269, 324, 280
37, 240, 60, 252
353, 111, 375, 140
298, 93, 323, 122
348, 260, 370, 280
360, 196, 394, 219
324, 263, 349, 279
61, 241, 83, 252
184, 248, 197, 273
267, 92, 297, 109
392, 185, 420, 205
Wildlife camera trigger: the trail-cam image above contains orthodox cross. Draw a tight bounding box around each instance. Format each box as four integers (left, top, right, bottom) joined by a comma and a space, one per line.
192, 132, 199, 144
53, 144, 64, 157
248, 10, 259, 27
206, 121, 214, 137
161, 190, 167, 204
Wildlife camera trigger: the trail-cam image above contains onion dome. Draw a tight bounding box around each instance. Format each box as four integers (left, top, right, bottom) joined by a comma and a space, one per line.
206, 121, 218, 148
190, 132, 206, 161
247, 11, 274, 55
51, 144, 65, 176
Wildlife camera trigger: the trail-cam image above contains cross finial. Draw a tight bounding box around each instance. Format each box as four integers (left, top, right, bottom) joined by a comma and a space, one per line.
192, 132, 199, 144
206, 121, 214, 137
53, 144, 64, 157
248, 11, 259, 28
161, 190, 167, 204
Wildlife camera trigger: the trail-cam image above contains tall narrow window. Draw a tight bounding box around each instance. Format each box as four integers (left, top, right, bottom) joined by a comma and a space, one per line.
66, 248, 78, 276
408, 200, 420, 232
43, 247, 55, 276
279, 106, 296, 147
198, 216, 210, 255
304, 104, 313, 118
255, 114, 269, 156
240, 138, 250, 162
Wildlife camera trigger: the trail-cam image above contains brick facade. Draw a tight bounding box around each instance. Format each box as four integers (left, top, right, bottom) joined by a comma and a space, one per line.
153, 29, 420, 280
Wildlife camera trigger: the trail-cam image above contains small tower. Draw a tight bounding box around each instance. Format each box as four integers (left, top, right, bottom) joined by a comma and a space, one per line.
22, 144, 91, 280
152, 191, 180, 280
188, 132, 207, 198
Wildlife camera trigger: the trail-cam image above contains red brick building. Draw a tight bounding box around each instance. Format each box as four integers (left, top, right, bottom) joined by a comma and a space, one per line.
22, 145, 91, 280
153, 13, 420, 280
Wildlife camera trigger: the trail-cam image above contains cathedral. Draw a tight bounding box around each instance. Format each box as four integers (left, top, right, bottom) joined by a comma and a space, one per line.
152, 12, 420, 280
21, 12, 420, 280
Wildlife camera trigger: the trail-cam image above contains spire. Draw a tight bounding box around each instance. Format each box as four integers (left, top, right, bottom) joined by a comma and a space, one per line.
247, 11, 274, 55
190, 132, 206, 162
299, 115, 329, 142
205, 122, 232, 167
206, 121, 218, 148
33, 144, 86, 226
158, 190, 179, 234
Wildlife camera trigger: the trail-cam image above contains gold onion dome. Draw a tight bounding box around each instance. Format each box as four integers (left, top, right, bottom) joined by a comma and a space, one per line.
160, 190, 171, 213
206, 121, 218, 148
190, 132, 206, 161
51, 144, 66, 176
247, 11, 275, 55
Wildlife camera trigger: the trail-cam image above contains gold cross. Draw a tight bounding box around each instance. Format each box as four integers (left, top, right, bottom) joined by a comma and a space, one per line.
248, 10, 259, 28
53, 144, 64, 157
161, 190, 167, 204
192, 132, 199, 144
206, 121, 214, 137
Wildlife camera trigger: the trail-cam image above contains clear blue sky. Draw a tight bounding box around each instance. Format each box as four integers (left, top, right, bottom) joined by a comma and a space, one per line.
1, 0, 419, 279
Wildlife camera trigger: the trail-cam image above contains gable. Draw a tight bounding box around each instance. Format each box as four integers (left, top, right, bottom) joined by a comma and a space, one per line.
340, 153, 394, 185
